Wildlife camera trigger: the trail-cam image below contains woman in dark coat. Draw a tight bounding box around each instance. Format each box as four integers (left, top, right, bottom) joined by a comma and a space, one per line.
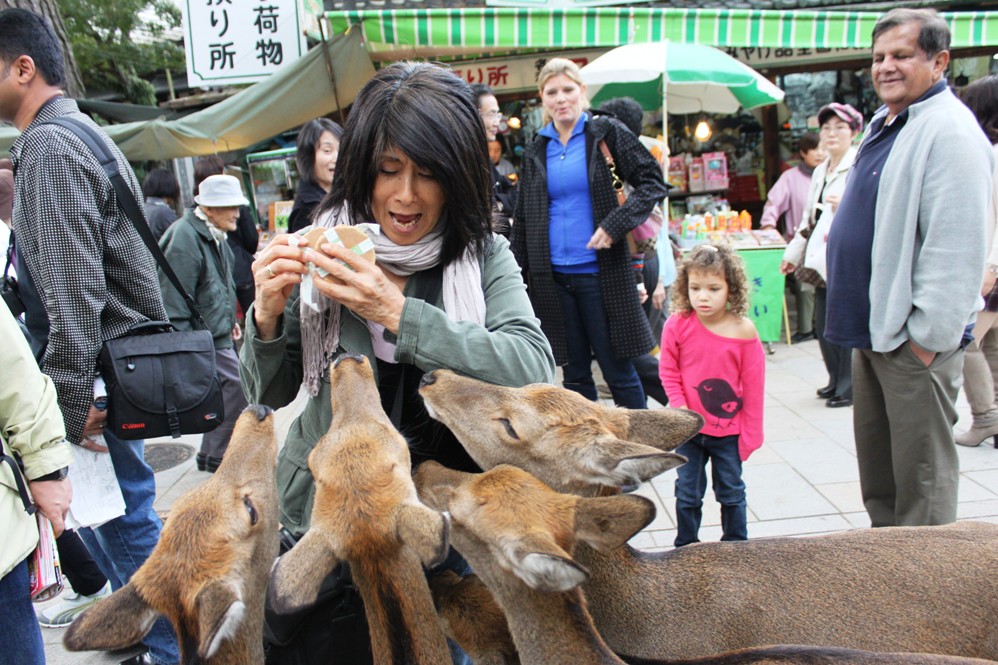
512, 57, 668, 408
288, 117, 343, 233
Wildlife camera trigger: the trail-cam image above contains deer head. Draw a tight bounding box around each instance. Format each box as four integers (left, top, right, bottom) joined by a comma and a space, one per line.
64, 405, 280, 664
418, 370, 700, 494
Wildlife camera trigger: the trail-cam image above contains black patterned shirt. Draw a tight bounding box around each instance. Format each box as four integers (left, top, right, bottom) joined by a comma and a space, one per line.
10, 97, 167, 444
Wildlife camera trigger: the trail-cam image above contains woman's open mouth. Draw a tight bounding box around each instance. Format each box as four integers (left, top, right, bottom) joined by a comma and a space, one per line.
391, 212, 422, 231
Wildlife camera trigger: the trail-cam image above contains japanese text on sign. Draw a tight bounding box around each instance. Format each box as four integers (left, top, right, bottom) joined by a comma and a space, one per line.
183, 0, 307, 87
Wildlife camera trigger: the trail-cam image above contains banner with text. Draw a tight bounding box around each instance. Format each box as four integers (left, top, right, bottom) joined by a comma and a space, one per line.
183, 0, 308, 87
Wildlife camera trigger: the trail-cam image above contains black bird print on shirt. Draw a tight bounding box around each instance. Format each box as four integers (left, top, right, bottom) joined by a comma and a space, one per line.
696, 378, 743, 427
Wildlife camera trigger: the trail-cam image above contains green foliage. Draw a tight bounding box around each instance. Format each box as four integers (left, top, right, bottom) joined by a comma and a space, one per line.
60, 0, 184, 105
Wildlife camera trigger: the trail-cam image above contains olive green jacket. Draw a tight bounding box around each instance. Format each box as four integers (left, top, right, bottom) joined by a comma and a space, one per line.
240, 235, 555, 536
2, 308, 72, 578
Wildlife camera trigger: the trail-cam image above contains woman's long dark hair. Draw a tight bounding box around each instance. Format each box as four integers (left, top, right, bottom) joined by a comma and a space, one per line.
296, 117, 343, 187
315, 61, 493, 266
961, 75, 998, 145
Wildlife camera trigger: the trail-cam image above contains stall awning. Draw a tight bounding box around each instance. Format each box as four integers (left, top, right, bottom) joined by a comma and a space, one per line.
325, 7, 997, 61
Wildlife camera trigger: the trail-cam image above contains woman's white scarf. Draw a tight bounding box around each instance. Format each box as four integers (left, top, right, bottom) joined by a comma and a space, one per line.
300, 204, 487, 395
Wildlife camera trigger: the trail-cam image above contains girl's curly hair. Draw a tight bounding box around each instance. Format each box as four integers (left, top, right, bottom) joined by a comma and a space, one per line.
670, 243, 750, 318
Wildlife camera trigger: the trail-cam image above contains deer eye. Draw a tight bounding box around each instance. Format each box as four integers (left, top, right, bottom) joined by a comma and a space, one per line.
243, 495, 258, 526
497, 418, 519, 440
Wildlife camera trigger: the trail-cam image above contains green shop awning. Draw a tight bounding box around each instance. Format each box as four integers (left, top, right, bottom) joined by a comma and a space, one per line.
325, 7, 998, 61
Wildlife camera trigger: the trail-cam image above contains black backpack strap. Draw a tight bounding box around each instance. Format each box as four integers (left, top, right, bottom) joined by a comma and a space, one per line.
42, 117, 208, 331
0, 452, 37, 515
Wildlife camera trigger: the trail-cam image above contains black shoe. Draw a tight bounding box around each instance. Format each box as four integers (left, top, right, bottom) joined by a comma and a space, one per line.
826, 396, 853, 408
816, 385, 836, 399
119, 653, 155, 665
791, 332, 815, 343
195, 453, 222, 473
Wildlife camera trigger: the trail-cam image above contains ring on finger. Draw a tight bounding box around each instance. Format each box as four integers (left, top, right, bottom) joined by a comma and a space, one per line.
265, 264, 276, 278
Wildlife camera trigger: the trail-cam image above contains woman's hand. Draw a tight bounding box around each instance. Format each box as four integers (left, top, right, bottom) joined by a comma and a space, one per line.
779, 260, 796, 275
652, 280, 667, 311
252, 234, 309, 340
306, 243, 407, 334
586, 228, 613, 251
825, 193, 841, 213
982, 267, 997, 298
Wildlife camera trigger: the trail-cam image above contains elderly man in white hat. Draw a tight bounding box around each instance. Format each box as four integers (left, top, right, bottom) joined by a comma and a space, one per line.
158, 173, 250, 472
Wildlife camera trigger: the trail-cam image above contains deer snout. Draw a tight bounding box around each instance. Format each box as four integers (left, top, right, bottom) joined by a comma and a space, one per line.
333, 353, 366, 368
420, 371, 439, 387
245, 404, 273, 421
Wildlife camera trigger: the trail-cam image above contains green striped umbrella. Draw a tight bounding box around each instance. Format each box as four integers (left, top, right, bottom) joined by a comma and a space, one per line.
582, 41, 785, 115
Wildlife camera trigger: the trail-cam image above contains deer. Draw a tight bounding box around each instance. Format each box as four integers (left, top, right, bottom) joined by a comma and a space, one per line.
414, 461, 998, 665
418, 370, 998, 661
268, 353, 452, 665
430, 570, 521, 665
63, 404, 281, 664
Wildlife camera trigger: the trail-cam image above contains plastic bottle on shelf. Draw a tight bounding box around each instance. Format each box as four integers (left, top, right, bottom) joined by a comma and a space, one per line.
739, 210, 752, 232
703, 211, 714, 233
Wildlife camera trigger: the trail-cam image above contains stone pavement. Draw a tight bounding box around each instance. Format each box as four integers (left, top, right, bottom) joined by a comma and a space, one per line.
40, 339, 998, 664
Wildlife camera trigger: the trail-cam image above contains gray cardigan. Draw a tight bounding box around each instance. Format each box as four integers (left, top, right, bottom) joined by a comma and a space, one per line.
868, 88, 994, 353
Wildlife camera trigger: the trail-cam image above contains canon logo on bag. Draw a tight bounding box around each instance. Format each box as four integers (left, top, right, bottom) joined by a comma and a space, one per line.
122, 423, 146, 430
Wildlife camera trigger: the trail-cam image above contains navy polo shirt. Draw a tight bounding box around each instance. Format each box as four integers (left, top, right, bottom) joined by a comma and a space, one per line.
540, 115, 599, 273
824, 81, 950, 350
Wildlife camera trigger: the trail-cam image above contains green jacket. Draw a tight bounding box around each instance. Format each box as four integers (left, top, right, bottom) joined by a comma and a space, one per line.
240, 235, 554, 536
1, 307, 72, 578
158, 210, 238, 350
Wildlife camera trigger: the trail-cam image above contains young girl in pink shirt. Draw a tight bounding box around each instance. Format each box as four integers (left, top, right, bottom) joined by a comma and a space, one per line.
659, 244, 765, 546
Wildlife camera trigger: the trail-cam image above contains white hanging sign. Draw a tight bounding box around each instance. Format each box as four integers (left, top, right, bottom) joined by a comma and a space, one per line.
182, 0, 308, 88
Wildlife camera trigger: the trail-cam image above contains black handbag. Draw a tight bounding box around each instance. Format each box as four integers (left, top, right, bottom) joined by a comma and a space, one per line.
44, 117, 224, 440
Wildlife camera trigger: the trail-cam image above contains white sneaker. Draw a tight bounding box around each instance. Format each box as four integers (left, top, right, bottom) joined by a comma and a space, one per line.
37, 581, 111, 628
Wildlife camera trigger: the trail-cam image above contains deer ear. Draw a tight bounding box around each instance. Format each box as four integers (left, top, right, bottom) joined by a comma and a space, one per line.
581, 436, 687, 486
575, 495, 656, 552
64, 583, 159, 652
397, 502, 450, 568
514, 551, 590, 592
195, 580, 245, 659
619, 407, 705, 451
413, 461, 468, 512
268, 530, 340, 614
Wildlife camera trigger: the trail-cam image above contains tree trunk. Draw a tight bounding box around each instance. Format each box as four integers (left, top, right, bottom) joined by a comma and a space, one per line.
0, 0, 85, 98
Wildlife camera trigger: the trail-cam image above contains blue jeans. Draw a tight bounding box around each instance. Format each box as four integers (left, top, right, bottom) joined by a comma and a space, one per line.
674, 433, 747, 547
0, 558, 44, 665
552, 272, 646, 409
77, 432, 179, 664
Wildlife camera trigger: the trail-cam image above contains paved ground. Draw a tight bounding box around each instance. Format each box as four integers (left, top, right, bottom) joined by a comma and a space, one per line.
40, 338, 998, 664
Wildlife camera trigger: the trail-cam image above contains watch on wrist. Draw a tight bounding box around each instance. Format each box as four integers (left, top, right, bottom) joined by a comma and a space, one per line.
987, 264, 998, 277
32, 466, 69, 482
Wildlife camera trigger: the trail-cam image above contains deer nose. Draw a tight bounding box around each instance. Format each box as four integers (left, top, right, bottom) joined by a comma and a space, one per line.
420, 371, 438, 387
246, 404, 273, 421
333, 353, 366, 368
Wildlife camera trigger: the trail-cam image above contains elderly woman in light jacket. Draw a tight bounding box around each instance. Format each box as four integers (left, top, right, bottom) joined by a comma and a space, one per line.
1, 304, 72, 665
781, 103, 863, 408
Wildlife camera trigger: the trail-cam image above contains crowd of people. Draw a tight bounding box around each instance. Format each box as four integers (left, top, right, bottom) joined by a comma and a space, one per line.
1, 5, 996, 665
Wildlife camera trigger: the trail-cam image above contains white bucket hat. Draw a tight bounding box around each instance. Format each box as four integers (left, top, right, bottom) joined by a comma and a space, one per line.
195, 174, 249, 207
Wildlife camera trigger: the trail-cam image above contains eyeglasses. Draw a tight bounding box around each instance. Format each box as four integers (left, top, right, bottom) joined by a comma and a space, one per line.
820, 124, 852, 134
481, 110, 503, 120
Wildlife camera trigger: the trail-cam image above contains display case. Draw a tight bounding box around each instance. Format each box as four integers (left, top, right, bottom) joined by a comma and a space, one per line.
245, 147, 299, 231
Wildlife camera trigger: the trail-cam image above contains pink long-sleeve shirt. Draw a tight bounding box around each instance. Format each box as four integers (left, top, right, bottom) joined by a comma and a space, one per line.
659, 312, 766, 461
759, 165, 814, 241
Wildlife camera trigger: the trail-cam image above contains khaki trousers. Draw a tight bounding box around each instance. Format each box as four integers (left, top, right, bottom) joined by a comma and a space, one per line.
852, 344, 962, 527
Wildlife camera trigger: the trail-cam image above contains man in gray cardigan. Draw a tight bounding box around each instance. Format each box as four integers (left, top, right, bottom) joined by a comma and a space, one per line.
824, 8, 994, 527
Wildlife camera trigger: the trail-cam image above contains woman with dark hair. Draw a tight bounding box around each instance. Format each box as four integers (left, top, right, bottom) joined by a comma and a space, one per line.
192, 155, 260, 315
142, 167, 180, 240
288, 117, 343, 233
513, 58, 668, 409
955, 74, 998, 447
241, 62, 553, 663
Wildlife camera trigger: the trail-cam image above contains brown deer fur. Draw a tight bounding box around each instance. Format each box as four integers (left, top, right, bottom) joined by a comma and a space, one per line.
268, 354, 451, 665
430, 570, 520, 665
418, 370, 998, 660
63, 405, 281, 664
414, 462, 998, 665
